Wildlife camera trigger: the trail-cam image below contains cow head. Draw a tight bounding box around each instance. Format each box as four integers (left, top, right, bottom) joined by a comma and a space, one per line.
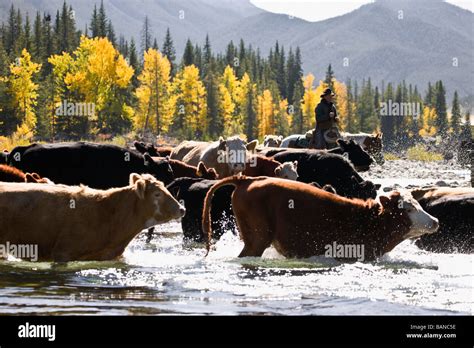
348, 176, 379, 199
143, 153, 174, 185
217, 136, 258, 174
379, 190, 439, 240
130, 173, 185, 226
264, 135, 283, 147
134, 141, 160, 156
196, 161, 218, 179
274, 161, 298, 180
337, 139, 374, 171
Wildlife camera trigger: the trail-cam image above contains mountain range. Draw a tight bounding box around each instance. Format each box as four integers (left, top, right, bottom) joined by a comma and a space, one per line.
0, 0, 472, 102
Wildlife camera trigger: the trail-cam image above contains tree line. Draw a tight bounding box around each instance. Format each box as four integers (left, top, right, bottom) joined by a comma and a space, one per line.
0, 1, 471, 148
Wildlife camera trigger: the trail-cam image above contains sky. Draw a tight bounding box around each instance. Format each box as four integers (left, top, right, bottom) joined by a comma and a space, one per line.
250, 0, 473, 22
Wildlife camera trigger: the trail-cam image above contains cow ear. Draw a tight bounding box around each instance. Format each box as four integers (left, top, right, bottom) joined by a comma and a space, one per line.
129, 173, 142, 185
25, 173, 38, 183
278, 135, 283, 141
218, 138, 226, 150
293, 160, 298, 168
379, 195, 391, 208
143, 153, 153, 164
209, 168, 218, 179
134, 179, 146, 200
196, 162, 206, 177
246, 139, 258, 151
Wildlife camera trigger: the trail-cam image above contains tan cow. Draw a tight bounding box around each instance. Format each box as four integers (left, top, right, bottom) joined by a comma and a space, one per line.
242, 155, 298, 180
0, 173, 185, 262
170, 141, 209, 161
203, 176, 439, 260
178, 136, 258, 177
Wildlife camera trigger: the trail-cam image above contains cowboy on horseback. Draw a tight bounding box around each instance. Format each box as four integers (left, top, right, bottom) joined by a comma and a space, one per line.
312, 88, 340, 149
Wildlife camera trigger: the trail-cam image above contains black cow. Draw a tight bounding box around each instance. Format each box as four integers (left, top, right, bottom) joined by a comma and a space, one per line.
8, 142, 174, 189
261, 140, 374, 172
272, 151, 378, 199
411, 187, 473, 253
0, 150, 8, 164
134, 141, 173, 157
166, 177, 235, 242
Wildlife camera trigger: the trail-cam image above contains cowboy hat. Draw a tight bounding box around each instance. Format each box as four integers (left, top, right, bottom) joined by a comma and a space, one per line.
320, 88, 336, 98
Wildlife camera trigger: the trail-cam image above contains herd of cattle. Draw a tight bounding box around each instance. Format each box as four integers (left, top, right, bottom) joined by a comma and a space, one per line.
0, 133, 472, 262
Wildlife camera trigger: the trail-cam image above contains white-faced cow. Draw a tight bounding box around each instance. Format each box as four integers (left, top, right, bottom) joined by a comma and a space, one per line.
180, 136, 258, 177
204, 176, 439, 261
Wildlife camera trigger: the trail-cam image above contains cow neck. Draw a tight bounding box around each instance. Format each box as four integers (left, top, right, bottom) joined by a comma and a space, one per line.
101, 186, 148, 253
372, 206, 411, 258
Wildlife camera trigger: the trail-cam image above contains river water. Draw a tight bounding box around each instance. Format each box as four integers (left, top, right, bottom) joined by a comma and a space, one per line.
0, 160, 472, 315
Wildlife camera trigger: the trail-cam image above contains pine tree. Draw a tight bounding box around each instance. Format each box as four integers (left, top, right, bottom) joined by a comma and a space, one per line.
204, 68, 220, 138
5, 4, 17, 55
345, 79, 358, 133
225, 40, 236, 67
98, 0, 107, 37
182, 38, 195, 67
460, 111, 472, 142
89, 4, 99, 37
291, 79, 304, 134
194, 44, 202, 75
324, 64, 335, 91
276, 44, 287, 99
32, 11, 43, 60
42, 13, 56, 74
358, 78, 376, 133
162, 28, 176, 76
434, 80, 448, 136
106, 20, 116, 46
23, 13, 32, 53
202, 33, 212, 77
128, 38, 139, 87
141, 16, 152, 55
450, 90, 461, 137
245, 82, 257, 140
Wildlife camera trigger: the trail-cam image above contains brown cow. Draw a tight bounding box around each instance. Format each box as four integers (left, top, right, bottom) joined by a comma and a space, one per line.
243, 155, 298, 180
203, 176, 438, 260
0, 164, 53, 184
179, 136, 258, 177
0, 173, 185, 262
151, 157, 218, 180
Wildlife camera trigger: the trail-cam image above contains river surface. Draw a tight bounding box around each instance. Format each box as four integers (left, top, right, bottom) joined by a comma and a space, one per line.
0, 160, 472, 315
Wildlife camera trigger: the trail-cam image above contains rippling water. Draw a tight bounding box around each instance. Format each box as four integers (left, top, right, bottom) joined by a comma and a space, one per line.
0, 160, 472, 315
